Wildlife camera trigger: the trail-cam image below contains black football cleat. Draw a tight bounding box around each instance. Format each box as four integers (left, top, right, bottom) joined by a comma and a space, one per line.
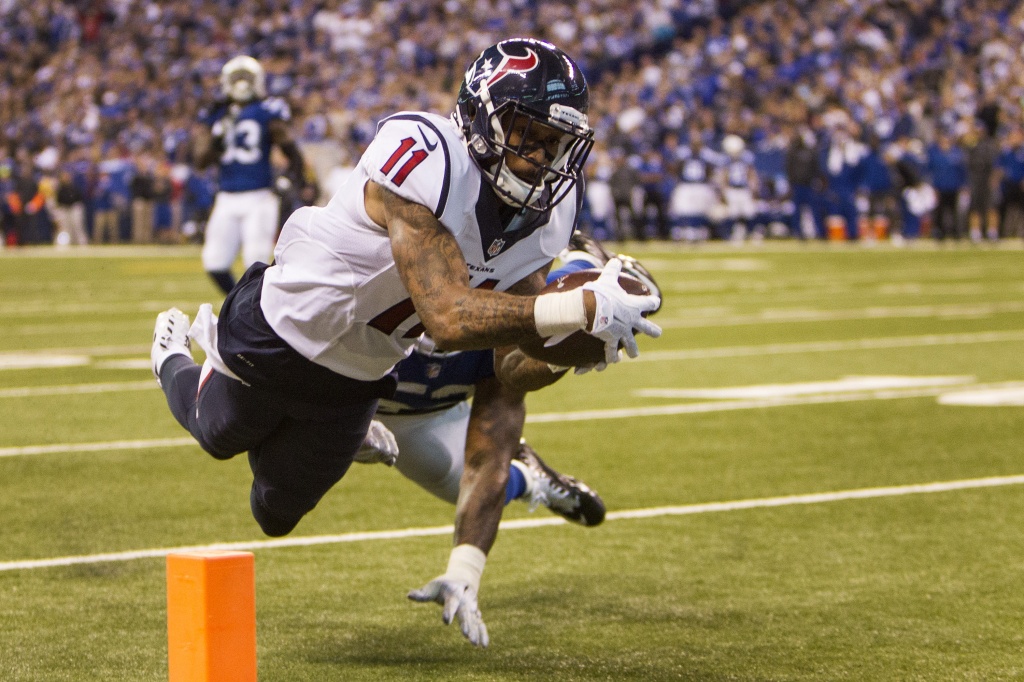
512, 440, 606, 526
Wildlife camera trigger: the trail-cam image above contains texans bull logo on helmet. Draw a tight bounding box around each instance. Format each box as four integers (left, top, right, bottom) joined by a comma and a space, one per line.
483, 46, 540, 89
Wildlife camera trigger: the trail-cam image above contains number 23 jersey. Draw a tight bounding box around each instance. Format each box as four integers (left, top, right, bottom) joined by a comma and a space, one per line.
259, 111, 581, 381
200, 97, 290, 192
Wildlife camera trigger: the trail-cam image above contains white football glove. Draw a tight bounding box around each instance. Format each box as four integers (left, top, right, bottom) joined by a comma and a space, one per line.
353, 419, 399, 466
577, 258, 662, 364
408, 578, 489, 647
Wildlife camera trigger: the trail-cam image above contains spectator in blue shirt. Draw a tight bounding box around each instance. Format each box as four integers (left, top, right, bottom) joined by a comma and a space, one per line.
821, 122, 868, 241
862, 135, 896, 241
926, 131, 967, 241
637, 147, 669, 240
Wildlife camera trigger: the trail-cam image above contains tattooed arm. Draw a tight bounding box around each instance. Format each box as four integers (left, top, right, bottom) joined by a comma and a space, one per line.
365, 180, 595, 350
406, 374, 524, 647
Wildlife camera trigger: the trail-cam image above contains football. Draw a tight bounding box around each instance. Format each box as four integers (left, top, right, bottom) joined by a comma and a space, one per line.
518, 269, 652, 367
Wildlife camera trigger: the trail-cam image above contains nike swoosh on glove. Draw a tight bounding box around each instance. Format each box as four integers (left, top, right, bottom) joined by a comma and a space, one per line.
408, 578, 489, 647
581, 258, 662, 364
353, 419, 399, 466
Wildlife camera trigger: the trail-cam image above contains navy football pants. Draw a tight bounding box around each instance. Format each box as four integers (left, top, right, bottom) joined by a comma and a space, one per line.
160, 355, 378, 536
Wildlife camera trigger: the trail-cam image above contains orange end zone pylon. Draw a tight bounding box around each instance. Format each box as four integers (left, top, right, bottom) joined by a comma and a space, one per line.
167, 551, 257, 682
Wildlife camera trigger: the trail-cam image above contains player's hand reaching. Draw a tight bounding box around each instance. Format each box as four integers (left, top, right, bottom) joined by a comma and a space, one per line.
580, 259, 662, 364
408, 544, 489, 647
353, 419, 399, 466
408, 577, 489, 647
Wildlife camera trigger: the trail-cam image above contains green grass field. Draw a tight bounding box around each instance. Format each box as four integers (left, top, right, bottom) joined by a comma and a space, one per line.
1, 241, 1023, 681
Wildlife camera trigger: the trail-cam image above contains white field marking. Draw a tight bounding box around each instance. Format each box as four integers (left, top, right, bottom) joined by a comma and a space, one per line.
58, 302, 973, 339
4, 381, 1024, 458
0, 300, 204, 317
2, 474, 1022, 572
938, 387, 1024, 407
92, 359, 153, 370
11, 321, 158, 337
658, 301, 1024, 329
0, 437, 194, 458
0, 354, 90, 370
0, 245, 199, 259
634, 375, 975, 400
0, 381, 156, 399
2, 329, 1021, 374
638, 330, 1024, 362
0, 329, 1019, 403
643, 257, 770, 272
0, 344, 148, 357
525, 382, 1024, 424
6, 379, 1009, 458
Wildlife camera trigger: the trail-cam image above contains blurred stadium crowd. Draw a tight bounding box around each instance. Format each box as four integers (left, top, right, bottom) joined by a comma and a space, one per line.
3, 0, 1024, 247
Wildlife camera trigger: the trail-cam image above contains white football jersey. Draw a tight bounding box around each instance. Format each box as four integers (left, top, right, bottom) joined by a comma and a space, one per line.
259, 111, 580, 381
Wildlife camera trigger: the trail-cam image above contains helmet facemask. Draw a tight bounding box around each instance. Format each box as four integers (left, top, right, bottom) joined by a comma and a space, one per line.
469, 92, 593, 211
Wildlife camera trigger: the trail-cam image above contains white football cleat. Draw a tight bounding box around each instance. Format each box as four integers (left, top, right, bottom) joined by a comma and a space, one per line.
151, 308, 192, 387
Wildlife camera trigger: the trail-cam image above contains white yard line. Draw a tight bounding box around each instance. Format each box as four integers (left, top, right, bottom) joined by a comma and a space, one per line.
0, 301, 205, 317
0, 437, 195, 458
11, 321, 163, 337
2, 474, 1021, 572
658, 301, 1024, 328
0, 354, 90, 370
2, 329, 1023, 388
0, 344, 149, 357
633, 375, 976, 399
638, 330, 1024, 362
5, 380, 1023, 458
0, 381, 155, 399
525, 381, 1024, 423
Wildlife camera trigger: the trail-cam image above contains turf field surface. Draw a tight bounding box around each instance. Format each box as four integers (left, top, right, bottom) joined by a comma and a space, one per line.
1, 241, 1022, 680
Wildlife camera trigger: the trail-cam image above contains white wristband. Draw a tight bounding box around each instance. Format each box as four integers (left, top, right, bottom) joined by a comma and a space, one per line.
533, 289, 587, 337
446, 544, 487, 592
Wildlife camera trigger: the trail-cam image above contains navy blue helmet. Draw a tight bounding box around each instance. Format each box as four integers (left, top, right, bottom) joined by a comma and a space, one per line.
455, 38, 594, 211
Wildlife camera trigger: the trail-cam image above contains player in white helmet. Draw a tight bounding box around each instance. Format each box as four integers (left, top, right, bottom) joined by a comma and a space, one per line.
717, 133, 760, 243
193, 55, 311, 294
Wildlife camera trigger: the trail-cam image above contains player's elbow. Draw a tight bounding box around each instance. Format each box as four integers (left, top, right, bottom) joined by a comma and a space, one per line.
418, 307, 477, 350
419, 317, 470, 350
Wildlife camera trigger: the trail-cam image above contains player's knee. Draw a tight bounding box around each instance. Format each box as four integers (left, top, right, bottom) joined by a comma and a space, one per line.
249, 489, 301, 537
204, 447, 237, 461
192, 425, 244, 461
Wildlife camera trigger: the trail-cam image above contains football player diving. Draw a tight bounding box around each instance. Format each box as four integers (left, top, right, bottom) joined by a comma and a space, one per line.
153, 39, 661, 648
193, 55, 310, 295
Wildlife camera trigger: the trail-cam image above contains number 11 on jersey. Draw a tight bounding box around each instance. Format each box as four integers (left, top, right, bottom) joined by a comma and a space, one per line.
381, 138, 429, 186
